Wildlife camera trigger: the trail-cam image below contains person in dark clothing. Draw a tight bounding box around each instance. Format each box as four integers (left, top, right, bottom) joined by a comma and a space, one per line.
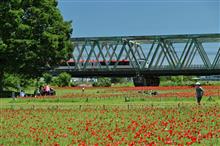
195, 82, 204, 105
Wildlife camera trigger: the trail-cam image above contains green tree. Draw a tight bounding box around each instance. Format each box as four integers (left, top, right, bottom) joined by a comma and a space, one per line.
3, 73, 33, 91
0, 0, 72, 93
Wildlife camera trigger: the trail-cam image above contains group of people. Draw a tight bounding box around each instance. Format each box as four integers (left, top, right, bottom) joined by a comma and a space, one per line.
34, 85, 56, 96
17, 85, 56, 97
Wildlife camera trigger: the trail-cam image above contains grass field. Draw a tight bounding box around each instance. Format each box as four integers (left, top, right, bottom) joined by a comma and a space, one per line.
1, 85, 220, 145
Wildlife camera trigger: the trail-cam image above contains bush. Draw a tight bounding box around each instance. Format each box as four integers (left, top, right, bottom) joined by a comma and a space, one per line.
51, 77, 59, 86
111, 77, 127, 84
161, 76, 198, 86
170, 76, 183, 83
53, 72, 71, 87
93, 78, 111, 87
42, 73, 53, 84
70, 82, 78, 87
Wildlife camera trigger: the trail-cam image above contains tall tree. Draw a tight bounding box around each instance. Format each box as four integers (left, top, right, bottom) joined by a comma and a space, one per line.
0, 0, 72, 92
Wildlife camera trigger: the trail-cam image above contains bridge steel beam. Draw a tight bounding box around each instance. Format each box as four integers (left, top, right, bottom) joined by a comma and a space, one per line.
56, 33, 220, 85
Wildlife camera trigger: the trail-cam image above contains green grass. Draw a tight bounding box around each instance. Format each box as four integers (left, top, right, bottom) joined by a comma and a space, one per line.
1, 95, 219, 110
1, 86, 220, 109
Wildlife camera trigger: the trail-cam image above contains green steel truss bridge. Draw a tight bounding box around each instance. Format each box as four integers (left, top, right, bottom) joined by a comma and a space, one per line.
56, 33, 220, 86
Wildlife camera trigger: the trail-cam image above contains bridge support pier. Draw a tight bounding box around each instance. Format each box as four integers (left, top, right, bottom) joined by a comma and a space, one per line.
133, 76, 160, 86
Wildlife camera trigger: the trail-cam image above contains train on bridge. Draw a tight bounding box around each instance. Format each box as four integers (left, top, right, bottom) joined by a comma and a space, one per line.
67, 59, 130, 66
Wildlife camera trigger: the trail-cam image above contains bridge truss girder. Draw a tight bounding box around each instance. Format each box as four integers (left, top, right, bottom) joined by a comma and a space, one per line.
62, 34, 220, 76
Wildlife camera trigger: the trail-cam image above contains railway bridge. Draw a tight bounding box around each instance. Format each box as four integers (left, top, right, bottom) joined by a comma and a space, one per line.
55, 33, 220, 86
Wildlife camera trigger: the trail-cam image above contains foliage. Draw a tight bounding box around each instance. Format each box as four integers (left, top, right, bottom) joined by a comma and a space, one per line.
93, 77, 111, 87
69, 81, 79, 87
0, 0, 72, 92
111, 77, 127, 84
42, 73, 53, 84
160, 76, 199, 86
112, 82, 134, 87
2, 73, 33, 91
53, 72, 71, 87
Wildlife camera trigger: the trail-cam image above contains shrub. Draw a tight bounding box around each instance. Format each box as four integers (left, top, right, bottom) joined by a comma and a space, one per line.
53, 72, 71, 87
111, 77, 127, 84
170, 76, 183, 83
42, 73, 53, 84
93, 78, 111, 87
70, 82, 78, 87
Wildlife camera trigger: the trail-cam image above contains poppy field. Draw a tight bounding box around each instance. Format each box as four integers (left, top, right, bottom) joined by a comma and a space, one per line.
1, 85, 220, 145
1, 106, 220, 145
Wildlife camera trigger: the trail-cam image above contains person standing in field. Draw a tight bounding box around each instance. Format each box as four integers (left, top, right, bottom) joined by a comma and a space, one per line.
195, 82, 204, 105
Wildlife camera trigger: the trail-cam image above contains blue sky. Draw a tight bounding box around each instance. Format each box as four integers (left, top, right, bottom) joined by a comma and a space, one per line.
58, 0, 220, 37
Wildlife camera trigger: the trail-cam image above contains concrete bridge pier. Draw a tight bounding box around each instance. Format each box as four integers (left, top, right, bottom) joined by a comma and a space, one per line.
133, 76, 160, 86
